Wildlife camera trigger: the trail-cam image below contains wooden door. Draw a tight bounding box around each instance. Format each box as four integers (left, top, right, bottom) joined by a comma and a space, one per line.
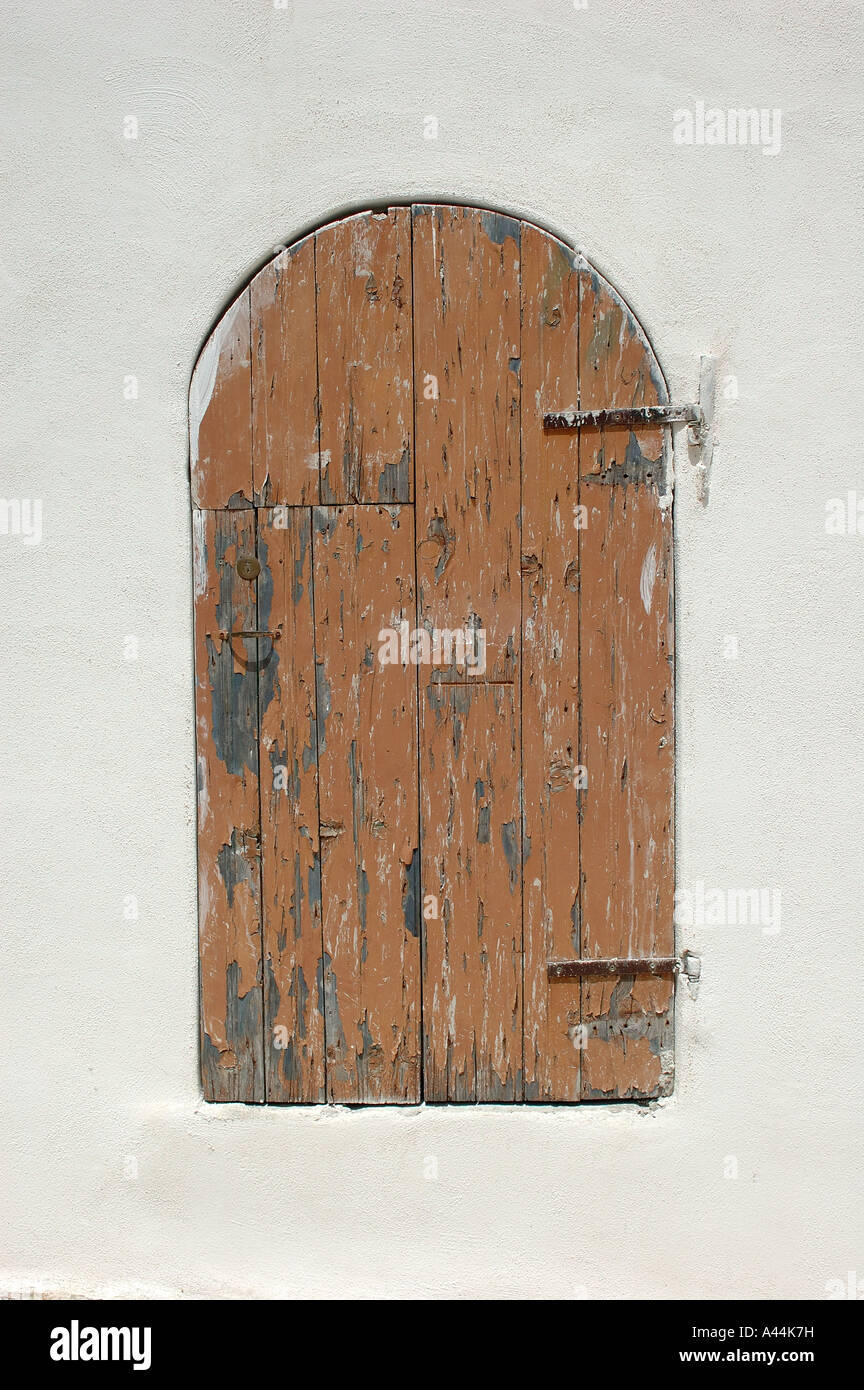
191, 206, 675, 1104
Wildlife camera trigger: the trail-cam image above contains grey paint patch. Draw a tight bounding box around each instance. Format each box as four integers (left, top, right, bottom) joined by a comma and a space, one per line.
377, 446, 411, 503
315, 663, 332, 751
348, 740, 364, 846
570, 896, 581, 954
357, 865, 370, 932
201, 959, 262, 1098
209, 521, 258, 778
480, 209, 520, 247
307, 854, 321, 912
500, 819, 519, 893
402, 847, 420, 938
319, 952, 349, 1085
293, 965, 309, 1040
302, 718, 317, 772
292, 513, 309, 606
585, 267, 669, 405
290, 850, 304, 940
583, 432, 662, 490
226, 489, 251, 509
217, 828, 255, 908
256, 530, 280, 718
313, 506, 339, 541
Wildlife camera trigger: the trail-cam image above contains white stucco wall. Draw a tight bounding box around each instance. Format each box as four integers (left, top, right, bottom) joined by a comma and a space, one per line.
2, 0, 862, 1300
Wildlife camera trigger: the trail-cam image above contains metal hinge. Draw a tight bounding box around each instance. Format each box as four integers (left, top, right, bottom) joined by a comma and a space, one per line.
543, 405, 702, 432
548, 956, 679, 980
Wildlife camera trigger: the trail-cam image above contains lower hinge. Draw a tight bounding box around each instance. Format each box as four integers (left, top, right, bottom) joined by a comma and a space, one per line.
543, 405, 701, 431
548, 953, 700, 981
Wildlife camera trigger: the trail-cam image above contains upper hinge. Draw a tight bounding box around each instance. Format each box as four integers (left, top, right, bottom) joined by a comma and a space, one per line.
543, 405, 702, 431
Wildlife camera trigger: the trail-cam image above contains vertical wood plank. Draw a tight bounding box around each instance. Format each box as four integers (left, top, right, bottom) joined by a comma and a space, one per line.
190, 291, 253, 509
420, 682, 522, 1101
257, 507, 325, 1102
412, 204, 524, 1100
316, 209, 413, 504
412, 204, 521, 683
520, 224, 583, 1102
313, 504, 421, 1102
251, 236, 320, 506
578, 267, 675, 1099
193, 508, 264, 1100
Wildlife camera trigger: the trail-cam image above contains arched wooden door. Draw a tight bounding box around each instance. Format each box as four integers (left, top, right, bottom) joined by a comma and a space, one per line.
191, 205, 674, 1105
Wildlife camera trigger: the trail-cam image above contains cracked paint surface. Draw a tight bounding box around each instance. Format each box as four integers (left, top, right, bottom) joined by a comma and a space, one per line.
191, 205, 674, 1104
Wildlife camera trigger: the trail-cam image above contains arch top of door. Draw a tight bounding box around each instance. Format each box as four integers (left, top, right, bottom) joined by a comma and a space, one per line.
189, 203, 669, 511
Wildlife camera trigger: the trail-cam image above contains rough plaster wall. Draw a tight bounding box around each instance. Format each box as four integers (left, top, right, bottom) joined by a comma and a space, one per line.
1, 0, 862, 1299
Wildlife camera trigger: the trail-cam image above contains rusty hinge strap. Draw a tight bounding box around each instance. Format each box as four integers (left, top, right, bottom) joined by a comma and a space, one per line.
543, 405, 701, 430
548, 957, 679, 980
217, 629, 282, 641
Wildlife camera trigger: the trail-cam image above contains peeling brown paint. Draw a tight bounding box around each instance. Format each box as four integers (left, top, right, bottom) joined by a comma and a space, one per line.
193, 509, 263, 1101
191, 205, 675, 1105
421, 681, 522, 1102
313, 504, 421, 1102
251, 234, 319, 507
578, 267, 675, 1100
317, 210, 413, 505
521, 224, 583, 1103
190, 292, 254, 509
412, 205, 521, 684
258, 507, 325, 1102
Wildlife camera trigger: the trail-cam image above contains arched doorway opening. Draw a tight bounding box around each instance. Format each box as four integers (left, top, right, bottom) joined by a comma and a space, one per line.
191, 204, 675, 1104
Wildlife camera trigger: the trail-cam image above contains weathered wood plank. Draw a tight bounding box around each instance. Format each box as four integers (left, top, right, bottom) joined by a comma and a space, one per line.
313, 504, 421, 1102
520, 223, 583, 1102
316, 209, 413, 504
420, 681, 522, 1101
411, 204, 521, 683
193, 508, 264, 1100
578, 266, 675, 1099
190, 291, 253, 509
257, 507, 325, 1102
251, 236, 319, 506
412, 204, 523, 1101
